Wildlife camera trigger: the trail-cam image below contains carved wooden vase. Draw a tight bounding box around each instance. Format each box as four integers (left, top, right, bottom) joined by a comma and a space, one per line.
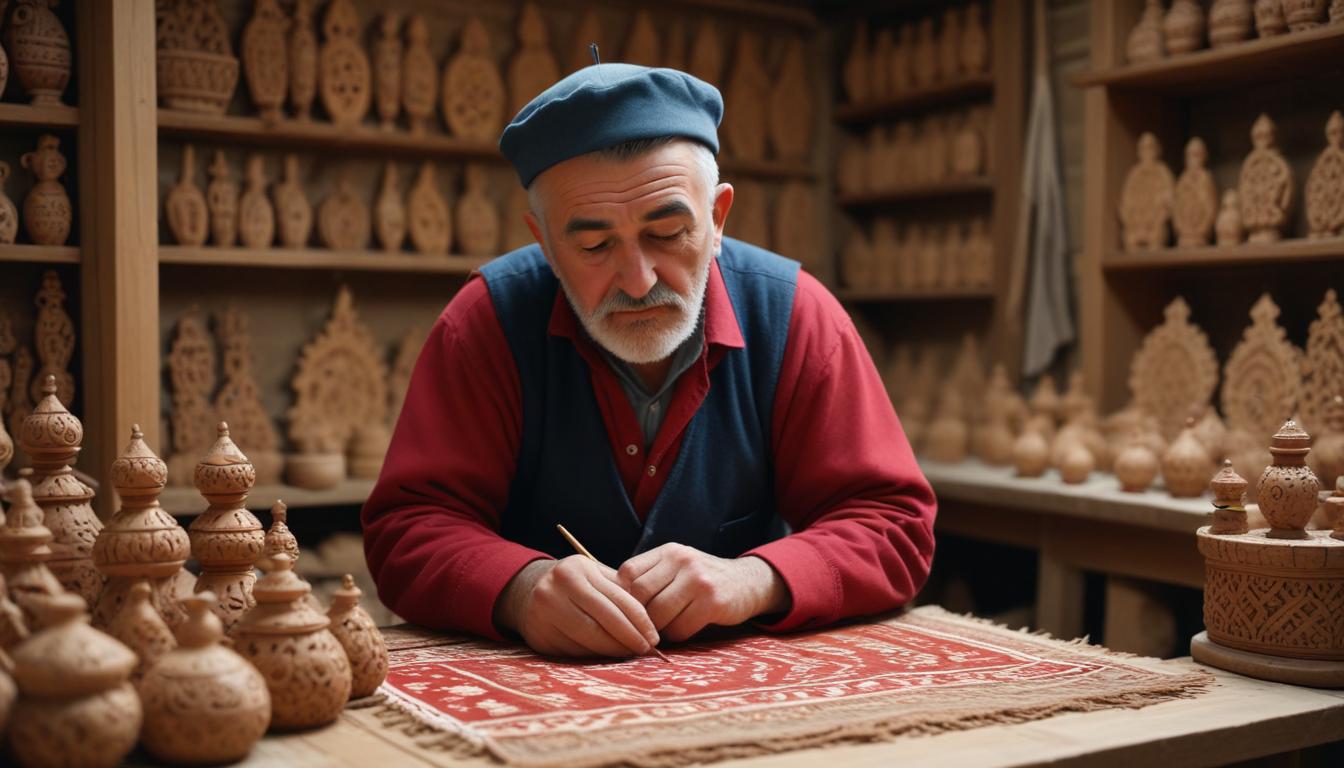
318, 173, 370, 250
189, 423, 265, 634
6, 0, 71, 105
1164, 0, 1206, 54
242, 0, 289, 123
232, 553, 352, 730
401, 15, 437, 136
455, 164, 499, 257
206, 150, 239, 247
8, 593, 142, 768
408, 162, 451, 255
1173, 138, 1219, 246
155, 0, 239, 114
20, 133, 71, 246
1255, 0, 1289, 34
1210, 0, 1255, 46
91, 425, 196, 631
328, 573, 388, 699
1258, 420, 1322, 538
166, 144, 209, 247
375, 162, 407, 252
1059, 443, 1096, 485
1216, 189, 1244, 245
1115, 438, 1160, 492
105, 580, 176, 685
1162, 417, 1216, 497
1012, 426, 1050, 478
21, 376, 104, 606
139, 592, 271, 765
239, 154, 276, 249
1126, 0, 1167, 62
273, 154, 312, 248
0, 476, 64, 629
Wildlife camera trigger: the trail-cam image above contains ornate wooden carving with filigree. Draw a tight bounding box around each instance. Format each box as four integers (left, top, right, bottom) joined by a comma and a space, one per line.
1128, 297, 1219, 441
1222, 294, 1303, 444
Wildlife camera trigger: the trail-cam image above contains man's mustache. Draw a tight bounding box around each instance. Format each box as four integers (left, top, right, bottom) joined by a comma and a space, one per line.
596, 283, 685, 316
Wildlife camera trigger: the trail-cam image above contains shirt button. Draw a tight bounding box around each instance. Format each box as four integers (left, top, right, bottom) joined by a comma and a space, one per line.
625, 444, 638, 456
649, 402, 660, 413
647, 465, 657, 477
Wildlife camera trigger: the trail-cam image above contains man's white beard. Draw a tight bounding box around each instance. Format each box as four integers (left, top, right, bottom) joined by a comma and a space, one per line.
558, 253, 712, 365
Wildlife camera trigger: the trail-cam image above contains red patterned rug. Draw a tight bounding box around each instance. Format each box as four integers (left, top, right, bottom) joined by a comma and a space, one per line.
357, 606, 1210, 767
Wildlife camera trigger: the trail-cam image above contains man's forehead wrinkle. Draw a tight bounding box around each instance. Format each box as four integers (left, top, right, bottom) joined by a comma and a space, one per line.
552, 162, 698, 202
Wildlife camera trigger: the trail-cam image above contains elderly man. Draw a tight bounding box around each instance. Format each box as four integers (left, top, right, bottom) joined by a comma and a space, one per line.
362, 63, 935, 658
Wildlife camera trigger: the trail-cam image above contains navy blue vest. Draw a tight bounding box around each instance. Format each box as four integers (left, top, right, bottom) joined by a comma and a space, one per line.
479, 238, 798, 565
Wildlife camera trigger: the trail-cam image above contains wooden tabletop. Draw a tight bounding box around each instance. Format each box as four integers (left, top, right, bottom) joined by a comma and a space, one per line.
234, 661, 1344, 767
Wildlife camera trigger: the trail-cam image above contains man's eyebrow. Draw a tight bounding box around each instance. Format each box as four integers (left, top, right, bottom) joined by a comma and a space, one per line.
643, 201, 694, 222
563, 217, 613, 235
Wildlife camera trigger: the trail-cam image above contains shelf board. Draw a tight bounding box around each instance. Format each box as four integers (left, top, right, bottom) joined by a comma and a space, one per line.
158, 110, 504, 160
1073, 24, 1344, 93
0, 243, 80, 264
1103, 238, 1344, 270
0, 102, 79, 128
837, 177, 994, 207
834, 75, 995, 124
160, 245, 494, 274
719, 156, 817, 181
161, 477, 376, 517
836, 286, 995, 302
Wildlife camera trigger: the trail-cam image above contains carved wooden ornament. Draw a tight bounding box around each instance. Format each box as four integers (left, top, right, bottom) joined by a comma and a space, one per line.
1255, 0, 1289, 35
1216, 189, 1244, 245
723, 32, 769, 161
1119, 132, 1175, 251
0, 162, 17, 244
508, 4, 561, 117
401, 15, 436, 136
273, 154, 311, 248
622, 10, 661, 67
1238, 114, 1294, 243
689, 18, 725, 88
372, 12, 404, 131
318, 172, 370, 251
30, 271, 75, 409
1209, 0, 1255, 46
1164, 0, 1206, 55
213, 308, 280, 462
442, 18, 505, 142
289, 0, 318, 119
375, 162, 407, 253
1126, 0, 1166, 63
1306, 111, 1344, 238
1129, 298, 1219, 441
166, 145, 209, 247
155, 0, 238, 114
569, 10, 604, 73
20, 134, 71, 246
238, 155, 275, 249
167, 312, 217, 485
455, 165, 499, 257
727, 180, 769, 250
318, 0, 372, 128
1173, 138, 1218, 246
1301, 289, 1344, 437
1222, 294, 1303, 442
242, 0, 289, 123
408, 162, 451, 256
768, 38, 813, 161
206, 150, 239, 247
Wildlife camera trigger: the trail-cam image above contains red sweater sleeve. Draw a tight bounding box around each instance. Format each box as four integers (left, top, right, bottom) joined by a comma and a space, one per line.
745, 270, 937, 631
361, 277, 550, 640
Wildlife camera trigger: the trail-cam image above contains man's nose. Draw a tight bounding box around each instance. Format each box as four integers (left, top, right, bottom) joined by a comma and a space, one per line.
614, 242, 657, 299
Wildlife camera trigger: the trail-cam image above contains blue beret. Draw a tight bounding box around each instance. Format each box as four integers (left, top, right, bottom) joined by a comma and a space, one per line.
499, 63, 723, 188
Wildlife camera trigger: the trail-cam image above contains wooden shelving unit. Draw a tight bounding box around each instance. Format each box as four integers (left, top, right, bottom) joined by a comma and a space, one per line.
160, 478, 376, 517
836, 178, 995, 207
1104, 239, 1344, 271
160, 246, 491, 274
833, 74, 995, 124
0, 244, 81, 264
836, 286, 995, 302
0, 102, 80, 129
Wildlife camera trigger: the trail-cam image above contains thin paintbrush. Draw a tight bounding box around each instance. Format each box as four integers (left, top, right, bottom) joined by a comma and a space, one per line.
556, 523, 672, 663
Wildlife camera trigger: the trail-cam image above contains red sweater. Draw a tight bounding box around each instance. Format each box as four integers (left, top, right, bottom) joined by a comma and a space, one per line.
362, 258, 936, 640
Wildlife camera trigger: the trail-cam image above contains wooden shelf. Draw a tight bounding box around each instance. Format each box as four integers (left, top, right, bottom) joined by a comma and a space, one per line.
0, 243, 80, 264
0, 102, 79, 128
160, 245, 493, 274
161, 477, 376, 517
836, 286, 995, 302
834, 75, 995, 124
837, 177, 994, 207
1073, 24, 1344, 93
1103, 238, 1344, 270
719, 156, 817, 181
157, 110, 503, 160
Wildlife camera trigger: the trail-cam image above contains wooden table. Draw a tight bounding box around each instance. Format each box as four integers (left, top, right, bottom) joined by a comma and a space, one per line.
236, 662, 1343, 767
921, 459, 1214, 654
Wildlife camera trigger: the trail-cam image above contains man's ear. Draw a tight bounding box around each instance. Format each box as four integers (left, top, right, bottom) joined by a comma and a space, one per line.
523, 210, 553, 266
711, 182, 734, 253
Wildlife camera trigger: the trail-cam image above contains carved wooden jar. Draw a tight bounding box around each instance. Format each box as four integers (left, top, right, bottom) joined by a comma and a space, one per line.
189, 423, 266, 634
328, 573, 388, 699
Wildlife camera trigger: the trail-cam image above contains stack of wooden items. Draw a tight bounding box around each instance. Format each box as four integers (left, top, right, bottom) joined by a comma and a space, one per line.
1125, 0, 1344, 65
0, 379, 390, 767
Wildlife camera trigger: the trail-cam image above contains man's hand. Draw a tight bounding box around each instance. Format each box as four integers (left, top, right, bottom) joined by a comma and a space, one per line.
617, 544, 790, 642
494, 557, 660, 658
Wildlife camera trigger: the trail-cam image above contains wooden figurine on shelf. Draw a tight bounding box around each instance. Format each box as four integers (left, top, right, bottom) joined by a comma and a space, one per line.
375, 162, 407, 253
1306, 110, 1344, 238
842, 21, 869, 104
1254, 0, 1289, 35
1284, 0, 1329, 29
327, 574, 388, 699
1164, 0, 1207, 54
238, 155, 275, 249
206, 151, 239, 247
1128, 298, 1219, 441
0, 162, 16, 245
689, 18, 724, 88
168, 312, 217, 487
1115, 434, 1161, 492
622, 10, 661, 67
242, 0, 289, 123
1012, 425, 1050, 478
890, 25, 914, 93
1119, 132, 1175, 251
318, 0, 372, 128
1210, 0, 1256, 45
155, 0, 237, 114
318, 172, 371, 250
372, 12, 403, 132
6, 0, 71, 105
442, 17, 505, 143
960, 4, 989, 74
912, 17, 938, 86
1238, 114, 1294, 243
214, 307, 283, 485
663, 19, 688, 72
723, 31, 768, 161
20, 133, 71, 246
288, 0, 318, 120
569, 9, 605, 73
1216, 189, 1244, 244
1163, 417, 1216, 497
189, 423, 266, 633
401, 15, 436, 136
870, 29, 893, 99
768, 38, 812, 162
1173, 138, 1218, 246
508, 3, 560, 116
1222, 294, 1303, 445
31, 271, 75, 408
1127, 0, 1167, 62
273, 154, 311, 248
1259, 420, 1321, 536
939, 7, 962, 82
166, 144, 209, 247
455, 165, 498, 258
408, 162, 451, 256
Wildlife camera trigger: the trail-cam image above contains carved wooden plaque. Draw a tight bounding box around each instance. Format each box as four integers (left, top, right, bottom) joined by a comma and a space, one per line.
273, 154, 312, 248
768, 38, 812, 162
1301, 289, 1344, 437
318, 0, 371, 128
1128, 297, 1219, 441
165, 144, 208, 247
622, 11, 660, 67
375, 162, 406, 253
1222, 294, 1303, 442
408, 163, 450, 256
442, 18, 505, 142
723, 32, 768, 161
508, 4, 560, 116
1238, 114, 1294, 243
238, 155, 275, 249
455, 165, 498, 257
1306, 111, 1344, 238
401, 15, 436, 136
1118, 132, 1175, 251
318, 173, 370, 251
372, 12, 403, 131
1172, 138, 1218, 247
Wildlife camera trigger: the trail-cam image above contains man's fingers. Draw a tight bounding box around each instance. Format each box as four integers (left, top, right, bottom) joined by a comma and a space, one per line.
561, 596, 647, 656
627, 558, 679, 605
617, 548, 662, 587
663, 597, 714, 643
645, 572, 698, 631
590, 574, 661, 646
567, 576, 655, 655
